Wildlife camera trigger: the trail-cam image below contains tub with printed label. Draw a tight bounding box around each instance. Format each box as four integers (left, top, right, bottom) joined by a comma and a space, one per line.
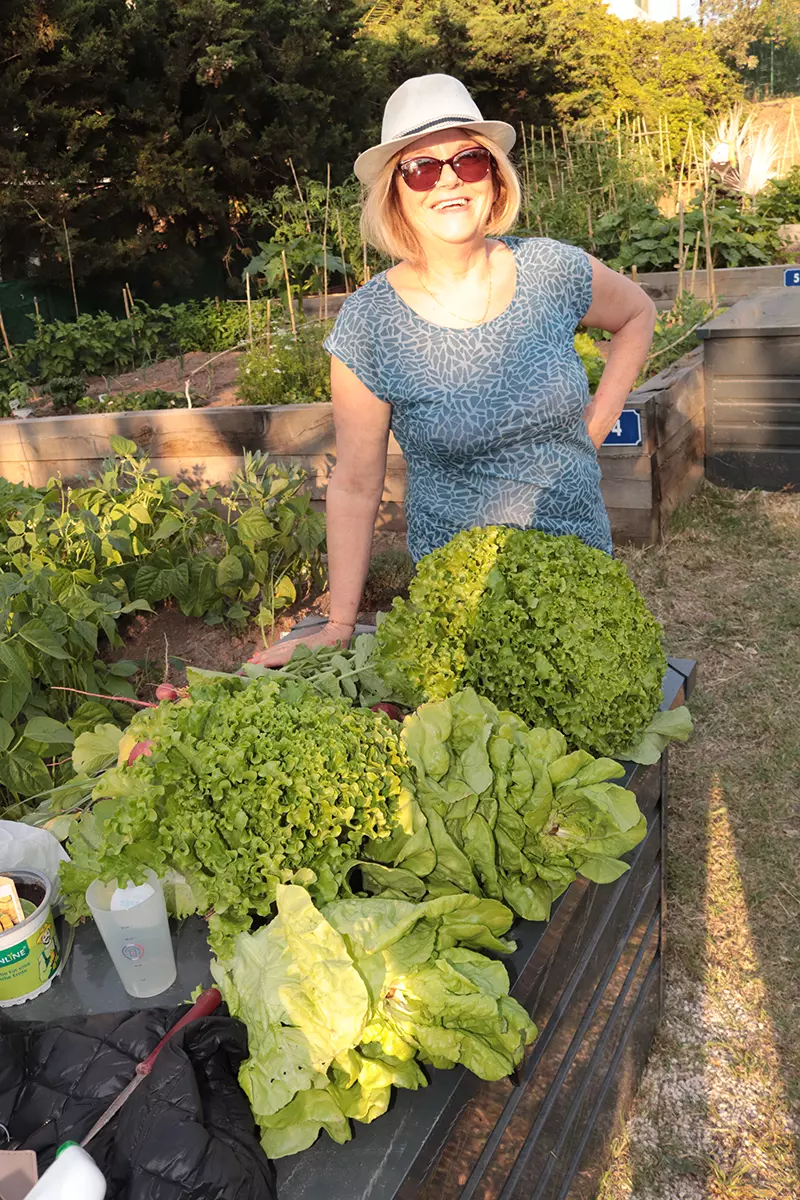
0, 867, 61, 1006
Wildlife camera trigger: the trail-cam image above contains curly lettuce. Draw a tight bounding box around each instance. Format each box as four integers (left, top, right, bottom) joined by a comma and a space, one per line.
60, 674, 411, 952
374, 526, 666, 756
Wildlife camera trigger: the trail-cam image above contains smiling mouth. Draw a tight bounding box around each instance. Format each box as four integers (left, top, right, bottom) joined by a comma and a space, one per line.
430, 197, 470, 212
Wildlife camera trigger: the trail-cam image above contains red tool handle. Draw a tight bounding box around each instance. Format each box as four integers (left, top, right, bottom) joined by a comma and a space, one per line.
137, 987, 222, 1077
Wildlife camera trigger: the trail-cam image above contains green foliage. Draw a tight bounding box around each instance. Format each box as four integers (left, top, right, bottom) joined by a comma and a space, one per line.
374, 526, 667, 757
248, 179, 383, 288
59, 674, 410, 951
756, 165, 800, 223
0, 441, 324, 808
76, 389, 187, 414
0, 0, 383, 293
592, 194, 786, 271
360, 689, 647, 921
642, 293, 713, 380
235, 322, 331, 406
212, 884, 536, 1158
574, 331, 604, 393
42, 376, 87, 411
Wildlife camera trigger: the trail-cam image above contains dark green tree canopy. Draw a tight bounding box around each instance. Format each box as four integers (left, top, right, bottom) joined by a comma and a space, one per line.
0, 0, 741, 297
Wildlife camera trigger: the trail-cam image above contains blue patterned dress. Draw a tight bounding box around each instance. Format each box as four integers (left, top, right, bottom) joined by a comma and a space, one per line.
323, 236, 612, 562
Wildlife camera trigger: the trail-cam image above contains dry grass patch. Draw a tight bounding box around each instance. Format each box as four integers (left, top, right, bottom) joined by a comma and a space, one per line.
598, 485, 800, 1200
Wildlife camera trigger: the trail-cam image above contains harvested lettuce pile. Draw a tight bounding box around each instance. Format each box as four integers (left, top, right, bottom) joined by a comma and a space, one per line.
357, 690, 648, 922
211, 884, 537, 1158
374, 526, 667, 757
60, 672, 410, 952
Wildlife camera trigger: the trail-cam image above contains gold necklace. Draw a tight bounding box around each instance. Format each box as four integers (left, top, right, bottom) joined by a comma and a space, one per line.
413, 254, 493, 328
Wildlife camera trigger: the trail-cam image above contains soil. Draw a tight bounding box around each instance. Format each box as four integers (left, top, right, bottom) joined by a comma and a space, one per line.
27, 348, 250, 418
109, 528, 409, 694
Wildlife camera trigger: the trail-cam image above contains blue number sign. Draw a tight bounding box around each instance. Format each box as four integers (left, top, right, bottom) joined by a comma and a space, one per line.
785, 268, 800, 287
603, 409, 642, 448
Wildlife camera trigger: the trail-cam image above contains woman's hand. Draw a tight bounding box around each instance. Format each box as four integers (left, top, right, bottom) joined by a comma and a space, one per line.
247, 620, 355, 669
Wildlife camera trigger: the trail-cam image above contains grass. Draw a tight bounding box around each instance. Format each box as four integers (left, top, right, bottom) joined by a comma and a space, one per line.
597, 484, 800, 1200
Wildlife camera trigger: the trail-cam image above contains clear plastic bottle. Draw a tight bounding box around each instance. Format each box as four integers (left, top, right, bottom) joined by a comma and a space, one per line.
25, 1142, 106, 1199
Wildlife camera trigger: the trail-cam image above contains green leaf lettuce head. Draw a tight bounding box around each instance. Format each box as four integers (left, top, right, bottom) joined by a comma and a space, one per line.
59, 674, 411, 953
211, 884, 537, 1159
360, 689, 648, 923
374, 526, 667, 757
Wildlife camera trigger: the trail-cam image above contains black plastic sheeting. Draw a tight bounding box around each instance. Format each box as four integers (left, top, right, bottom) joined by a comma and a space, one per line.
0, 1006, 276, 1200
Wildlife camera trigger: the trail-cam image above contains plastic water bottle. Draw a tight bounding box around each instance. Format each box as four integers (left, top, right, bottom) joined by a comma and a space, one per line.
25, 1143, 106, 1198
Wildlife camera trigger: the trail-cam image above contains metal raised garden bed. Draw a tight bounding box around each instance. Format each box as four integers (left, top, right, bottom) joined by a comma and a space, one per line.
6, 658, 695, 1200
699, 287, 800, 491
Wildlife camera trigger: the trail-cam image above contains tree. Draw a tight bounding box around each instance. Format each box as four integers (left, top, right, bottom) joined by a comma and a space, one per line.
0, 0, 383, 296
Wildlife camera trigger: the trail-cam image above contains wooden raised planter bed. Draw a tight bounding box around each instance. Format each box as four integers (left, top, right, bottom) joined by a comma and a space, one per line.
0, 349, 705, 546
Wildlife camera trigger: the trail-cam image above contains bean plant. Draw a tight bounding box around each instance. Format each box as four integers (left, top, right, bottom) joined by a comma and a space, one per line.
0, 439, 325, 808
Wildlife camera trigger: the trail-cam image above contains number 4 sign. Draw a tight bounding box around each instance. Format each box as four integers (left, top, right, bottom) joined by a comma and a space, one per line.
603, 409, 642, 447
785, 268, 800, 287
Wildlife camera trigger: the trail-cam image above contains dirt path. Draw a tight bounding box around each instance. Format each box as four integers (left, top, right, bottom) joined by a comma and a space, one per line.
599, 486, 800, 1200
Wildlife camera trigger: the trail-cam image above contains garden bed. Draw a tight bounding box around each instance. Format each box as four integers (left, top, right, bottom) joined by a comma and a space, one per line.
0, 346, 706, 545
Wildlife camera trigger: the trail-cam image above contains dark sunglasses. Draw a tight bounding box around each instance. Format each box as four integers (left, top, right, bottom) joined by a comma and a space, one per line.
396, 146, 494, 192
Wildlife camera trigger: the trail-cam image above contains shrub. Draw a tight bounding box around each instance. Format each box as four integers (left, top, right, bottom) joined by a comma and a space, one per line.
235, 321, 331, 405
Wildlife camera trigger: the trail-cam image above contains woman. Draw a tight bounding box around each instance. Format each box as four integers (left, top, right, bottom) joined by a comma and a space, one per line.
252, 74, 656, 667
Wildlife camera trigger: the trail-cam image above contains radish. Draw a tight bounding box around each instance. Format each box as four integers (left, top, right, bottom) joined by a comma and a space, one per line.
371, 702, 405, 722
155, 683, 180, 702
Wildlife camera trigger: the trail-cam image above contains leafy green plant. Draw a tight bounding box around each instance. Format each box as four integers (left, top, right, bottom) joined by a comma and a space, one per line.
360, 688, 648, 922
212, 884, 535, 1158
0, 437, 325, 808
374, 526, 666, 757
246, 237, 347, 299
593, 194, 785, 272
574, 331, 605, 393
42, 375, 87, 411
756, 166, 800, 224
642, 292, 713, 380
235, 322, 331, 406
76, 389, 188, 414
59, 672, 410, 950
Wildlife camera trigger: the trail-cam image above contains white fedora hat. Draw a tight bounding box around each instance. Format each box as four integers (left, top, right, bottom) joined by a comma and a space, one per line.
354, 74, 516, 186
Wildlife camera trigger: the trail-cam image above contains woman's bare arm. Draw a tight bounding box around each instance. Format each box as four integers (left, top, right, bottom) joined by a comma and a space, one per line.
248, 355, 391, 666
581, 258, 657, 449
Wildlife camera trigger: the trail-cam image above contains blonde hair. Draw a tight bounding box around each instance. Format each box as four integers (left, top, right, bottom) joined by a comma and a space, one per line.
360, 129, 522, 266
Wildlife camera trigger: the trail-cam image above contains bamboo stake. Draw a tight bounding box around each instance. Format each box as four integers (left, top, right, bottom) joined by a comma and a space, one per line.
537, 214, 544, 237
266, 298, 272, 356
677, 121, 691, 203
690, 230, 701, 295
125, 282, 135, 310
631, 263, 638, 282
548, 175, 555, 200
664, 114, 673, 169
702, 199, 716, 312
658, 114, 666, 175
521, 123, 531, 205
322, 163, 331, 322
586, 203, 593, 243
33, 296, 40, 322
62, 219, 79, 318
616, 111, 622, 159
335, 210, 350, 295
123, 287, 135, 352
282, 249, 297, 340
530, 126, 538, 190
287, 157, 311, 233
362, 241, 370, 285
245, 271, 254, 347
677, 200, 685, 297
0, 309, 13, 358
